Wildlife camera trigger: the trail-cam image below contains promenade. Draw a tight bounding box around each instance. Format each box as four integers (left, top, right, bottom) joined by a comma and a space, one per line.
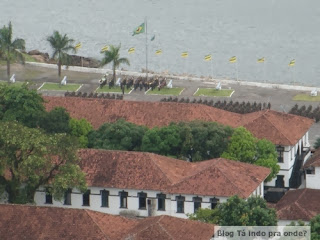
1, 62, 319, 145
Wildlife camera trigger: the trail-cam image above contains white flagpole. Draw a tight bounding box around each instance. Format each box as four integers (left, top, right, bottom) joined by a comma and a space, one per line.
145, 17, 148, 82
236, 60, 239, 81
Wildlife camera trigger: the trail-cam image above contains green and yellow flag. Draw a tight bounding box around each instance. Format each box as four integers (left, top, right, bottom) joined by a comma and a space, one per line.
101, 45, 109, 52
229, 56, 237, 63
132, 22, 145, 36
75, 42, 82, 50
155, 49, 162, 55
181, 52, 188, 58
257, 57, 265, 63
204, 54, 212, 61
289, 59, 295, 66
128, 47, 135, 54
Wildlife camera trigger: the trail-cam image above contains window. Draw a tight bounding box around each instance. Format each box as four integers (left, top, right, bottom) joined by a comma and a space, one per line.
101, 190, 109, 207
64, 189, 72, 205
119, 191, 128, 208
157, 193, 166, 211
193, 197, 202, 213
83, 190, 90, 206
306, 167, 315, 175
176, 196, 185, 213
45, 188, 53, 204
276, 146, 284, 163
138, 192, 147, 209
210, 197, 219, 209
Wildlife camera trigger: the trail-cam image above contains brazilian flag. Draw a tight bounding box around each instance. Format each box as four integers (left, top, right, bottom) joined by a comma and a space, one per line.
289, 59, 295, 66
132, 23, 145, 36
204, 54, 212, 61
155, 49, 162, 55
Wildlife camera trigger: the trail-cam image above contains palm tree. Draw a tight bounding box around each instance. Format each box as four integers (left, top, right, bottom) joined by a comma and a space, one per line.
0, 22, 25, 79
47, 31, 76, 77
100, 44, 130, 84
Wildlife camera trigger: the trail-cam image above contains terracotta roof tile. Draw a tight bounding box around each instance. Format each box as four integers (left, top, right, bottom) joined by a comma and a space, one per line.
0, 205, 215, 240
304, 148, 320, 168
275, 189, 320, 221
79, 149, 270, 198
44, 97, 313, 146
127, 215, 215, 240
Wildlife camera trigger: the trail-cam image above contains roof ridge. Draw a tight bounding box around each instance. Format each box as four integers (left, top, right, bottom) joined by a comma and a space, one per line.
170, 159, 244, 197
84, 210, 110, 240
169, 159, 217, 186
148, 154, 176, 185
244, 113, 293, 145
158, 219, 175, 240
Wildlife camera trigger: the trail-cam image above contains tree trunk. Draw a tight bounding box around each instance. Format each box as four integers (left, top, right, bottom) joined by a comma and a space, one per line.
58, 60, 61, 77
6, 59, 10, 80
113, 63, 116, 84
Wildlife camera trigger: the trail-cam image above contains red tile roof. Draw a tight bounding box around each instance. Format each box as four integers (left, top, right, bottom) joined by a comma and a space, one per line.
127, 215, 215, 240
44, 97, 313, 146
79, 149, 270, 198
304, 148, 320, 168
275, 189, 320, 221
0, 204, 215, 240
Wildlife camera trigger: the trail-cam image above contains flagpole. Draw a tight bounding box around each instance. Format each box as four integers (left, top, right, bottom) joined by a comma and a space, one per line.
145, 17, 148, 82
211, 59, 214, 79
236, 60, 238, 82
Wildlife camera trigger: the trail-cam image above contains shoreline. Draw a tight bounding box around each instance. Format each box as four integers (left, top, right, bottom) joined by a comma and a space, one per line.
26, 62, 317, 93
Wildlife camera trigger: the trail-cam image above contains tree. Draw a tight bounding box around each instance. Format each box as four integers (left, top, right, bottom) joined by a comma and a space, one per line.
310, 215, 320, 240
69, 118, 93, 148
221, 127, 256, 164
0, 84, 45, 128
0, 122, 87, 204
188, 196, 277, 226
222, 127, 279, 181
47, 31, 77, 77
88, 119, 147, 151
0, 21, 25, 78
100, 44, 130, 83
40, 107, 71, 134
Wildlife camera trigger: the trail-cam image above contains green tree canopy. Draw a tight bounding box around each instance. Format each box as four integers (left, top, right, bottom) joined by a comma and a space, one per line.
0, 21, 25, 78
0, 122, 87, 204
222, 127, 279, 181
47, 31, 77, 77
69, 118, 93, 148
100, 44, 130, 82
314, 138, 320, 149
88, 119, 147, 151
40, 107, 71, 134
188, 195, 277, 226
0, 84, 45, 128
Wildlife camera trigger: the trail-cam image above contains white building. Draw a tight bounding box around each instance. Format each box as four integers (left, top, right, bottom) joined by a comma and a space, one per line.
304, 148, 320, 189
44, 97, 314, 190
35, 149, 270, 219
275, 188, 320, 226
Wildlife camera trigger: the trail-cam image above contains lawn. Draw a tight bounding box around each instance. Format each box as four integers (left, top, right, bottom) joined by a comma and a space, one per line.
96, 86, 132, 94
146, 87, 184, 96
39, 82, 82, 91
194, 88, 234, 97
0, 80, 27, 87
293, 94, 320, 102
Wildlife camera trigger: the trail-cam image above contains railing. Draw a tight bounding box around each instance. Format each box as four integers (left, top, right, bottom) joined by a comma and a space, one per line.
289, 148, 310, 188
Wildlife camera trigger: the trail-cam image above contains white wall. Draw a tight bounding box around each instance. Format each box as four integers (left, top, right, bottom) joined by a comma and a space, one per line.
306, 167, 320, 189
34, 183, 264, 219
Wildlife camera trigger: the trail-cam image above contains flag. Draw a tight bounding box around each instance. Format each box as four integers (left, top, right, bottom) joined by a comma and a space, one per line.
101, 45, 109, 52
204, 54, 212, 61
128, 47, 135, 54
151, 35, 155, 41
257, 57, 265, 63
132, 22, 145, 36
155, 49, 162, 55
289, 59, 295, 66
229, 56, 237, 63
75, 43, 81, 50
181, 52, 188, 58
